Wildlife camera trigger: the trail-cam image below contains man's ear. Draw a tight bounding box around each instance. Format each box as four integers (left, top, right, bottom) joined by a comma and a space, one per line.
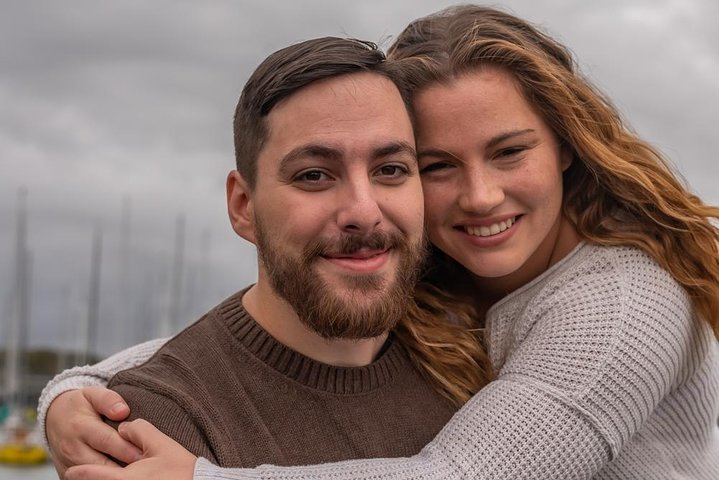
226, 170, 256, 244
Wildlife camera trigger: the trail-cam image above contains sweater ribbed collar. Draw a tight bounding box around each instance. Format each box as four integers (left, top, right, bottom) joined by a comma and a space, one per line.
215, 289, 408, 395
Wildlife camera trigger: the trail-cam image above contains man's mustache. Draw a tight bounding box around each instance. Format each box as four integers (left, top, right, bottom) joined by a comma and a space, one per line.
305, 231, 405, 259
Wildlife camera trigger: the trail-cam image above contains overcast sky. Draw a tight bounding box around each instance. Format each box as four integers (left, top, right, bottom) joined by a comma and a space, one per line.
1, 0, 717, 356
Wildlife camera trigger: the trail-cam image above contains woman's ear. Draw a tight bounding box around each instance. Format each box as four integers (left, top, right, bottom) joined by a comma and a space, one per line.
560, 145, 573, 172
226, 170, 257, 244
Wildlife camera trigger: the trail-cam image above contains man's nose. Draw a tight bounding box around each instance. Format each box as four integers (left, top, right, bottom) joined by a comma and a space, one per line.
336, 179, 382, 234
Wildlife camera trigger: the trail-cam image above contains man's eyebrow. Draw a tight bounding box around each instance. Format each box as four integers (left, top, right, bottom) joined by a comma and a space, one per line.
372, 141, 417, 160
278, 144, 342, 177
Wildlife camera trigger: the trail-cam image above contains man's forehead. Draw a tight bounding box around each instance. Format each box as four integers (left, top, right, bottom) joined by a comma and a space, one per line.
268, 71, 404, 116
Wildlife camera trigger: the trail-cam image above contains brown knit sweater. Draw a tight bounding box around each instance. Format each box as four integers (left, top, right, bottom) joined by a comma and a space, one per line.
106, 290, 457, 468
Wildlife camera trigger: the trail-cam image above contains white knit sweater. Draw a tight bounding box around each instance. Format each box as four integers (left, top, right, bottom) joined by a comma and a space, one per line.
38, 243, 719, 479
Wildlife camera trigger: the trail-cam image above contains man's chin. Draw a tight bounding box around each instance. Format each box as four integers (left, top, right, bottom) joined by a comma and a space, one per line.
296, 285, 406, 340
319, 267, 395, 294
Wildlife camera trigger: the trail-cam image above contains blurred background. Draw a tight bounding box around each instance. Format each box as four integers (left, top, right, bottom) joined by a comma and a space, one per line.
0, 0, 717, 475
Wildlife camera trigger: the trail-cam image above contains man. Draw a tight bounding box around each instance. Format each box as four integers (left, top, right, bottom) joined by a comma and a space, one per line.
40, 36, 457, 475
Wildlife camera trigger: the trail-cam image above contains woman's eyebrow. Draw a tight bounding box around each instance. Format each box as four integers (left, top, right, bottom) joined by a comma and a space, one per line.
418, 129, 537, 160
486, 129, 536, 149
417, 148, 461, 161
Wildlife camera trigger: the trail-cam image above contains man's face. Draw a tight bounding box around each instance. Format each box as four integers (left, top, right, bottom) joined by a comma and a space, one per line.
250, 72, 425, 339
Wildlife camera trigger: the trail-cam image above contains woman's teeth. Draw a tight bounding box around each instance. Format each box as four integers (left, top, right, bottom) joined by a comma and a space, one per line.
465, 217, 516, 237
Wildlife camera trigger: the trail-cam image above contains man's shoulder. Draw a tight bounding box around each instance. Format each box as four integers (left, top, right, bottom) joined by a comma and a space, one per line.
107, 291, 247, 391
108, 316, 215, 390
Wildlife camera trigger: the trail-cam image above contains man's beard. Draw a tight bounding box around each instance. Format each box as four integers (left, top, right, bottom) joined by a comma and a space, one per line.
255, 221, 426, 340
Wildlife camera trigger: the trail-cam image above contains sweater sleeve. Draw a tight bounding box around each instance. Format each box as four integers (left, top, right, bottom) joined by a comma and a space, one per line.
192, 378, 610, 479
188, 249, 699, 480
36, 337, 169, 449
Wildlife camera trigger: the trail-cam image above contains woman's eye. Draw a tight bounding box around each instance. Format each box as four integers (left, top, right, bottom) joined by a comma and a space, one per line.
497, 146, 526, 158
419, 161, 452, 175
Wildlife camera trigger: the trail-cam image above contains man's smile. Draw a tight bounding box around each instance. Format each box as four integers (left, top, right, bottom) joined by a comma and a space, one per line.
322, 249, 391, 273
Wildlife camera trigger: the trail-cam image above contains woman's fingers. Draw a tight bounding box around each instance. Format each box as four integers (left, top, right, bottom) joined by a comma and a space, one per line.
82, 421, 142, 465
82, 386, 130, 421
65, 464, 122, 480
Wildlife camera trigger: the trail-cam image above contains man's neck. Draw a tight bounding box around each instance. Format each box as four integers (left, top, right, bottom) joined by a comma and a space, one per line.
241, 283, 389, 367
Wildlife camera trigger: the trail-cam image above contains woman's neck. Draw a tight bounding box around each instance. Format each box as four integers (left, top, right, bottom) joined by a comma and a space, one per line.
472, 215, 581, 308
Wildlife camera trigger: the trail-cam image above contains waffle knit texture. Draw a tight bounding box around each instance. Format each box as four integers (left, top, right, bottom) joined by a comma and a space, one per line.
38, 244, 719, 478
104, 291, 457, 467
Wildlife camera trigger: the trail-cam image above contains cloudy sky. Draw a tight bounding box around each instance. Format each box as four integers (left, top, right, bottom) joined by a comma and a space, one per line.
1, 0, 717, 356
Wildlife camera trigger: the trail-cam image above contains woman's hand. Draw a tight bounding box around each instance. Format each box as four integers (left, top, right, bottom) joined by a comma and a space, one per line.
46, 387, 141, 477
64, 419, 197, 480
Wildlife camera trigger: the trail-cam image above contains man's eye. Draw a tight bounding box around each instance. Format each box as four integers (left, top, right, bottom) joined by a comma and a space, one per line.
376, 164, 408, 178
295, 170, 330, 182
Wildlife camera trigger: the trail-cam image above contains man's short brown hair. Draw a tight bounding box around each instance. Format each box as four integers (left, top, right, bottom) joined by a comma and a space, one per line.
233, 37, 407, 189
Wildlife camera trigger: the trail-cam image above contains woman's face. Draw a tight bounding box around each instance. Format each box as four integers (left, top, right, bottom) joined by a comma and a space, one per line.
414, 66, 575, 292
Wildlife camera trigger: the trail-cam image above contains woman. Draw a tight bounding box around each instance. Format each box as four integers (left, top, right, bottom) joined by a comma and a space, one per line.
47, 5, 719, 479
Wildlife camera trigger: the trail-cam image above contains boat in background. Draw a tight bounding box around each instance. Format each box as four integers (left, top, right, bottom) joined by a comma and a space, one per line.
0, 189, 49, 467
0, 409, 47, 466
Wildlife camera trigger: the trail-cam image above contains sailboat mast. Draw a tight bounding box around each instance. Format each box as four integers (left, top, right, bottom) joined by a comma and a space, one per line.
84, 224, 103, 365
3, 188, 29, 408
168, 214, 185, 333
117, 197, 132, 350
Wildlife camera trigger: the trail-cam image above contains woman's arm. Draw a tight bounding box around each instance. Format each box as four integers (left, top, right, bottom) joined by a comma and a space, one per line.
198, 379, 610, 479
64, 380, 611, 480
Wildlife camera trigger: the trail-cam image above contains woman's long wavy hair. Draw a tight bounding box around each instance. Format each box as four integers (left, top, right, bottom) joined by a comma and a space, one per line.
395, 275, 493, 406
389, 4, 719, 403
